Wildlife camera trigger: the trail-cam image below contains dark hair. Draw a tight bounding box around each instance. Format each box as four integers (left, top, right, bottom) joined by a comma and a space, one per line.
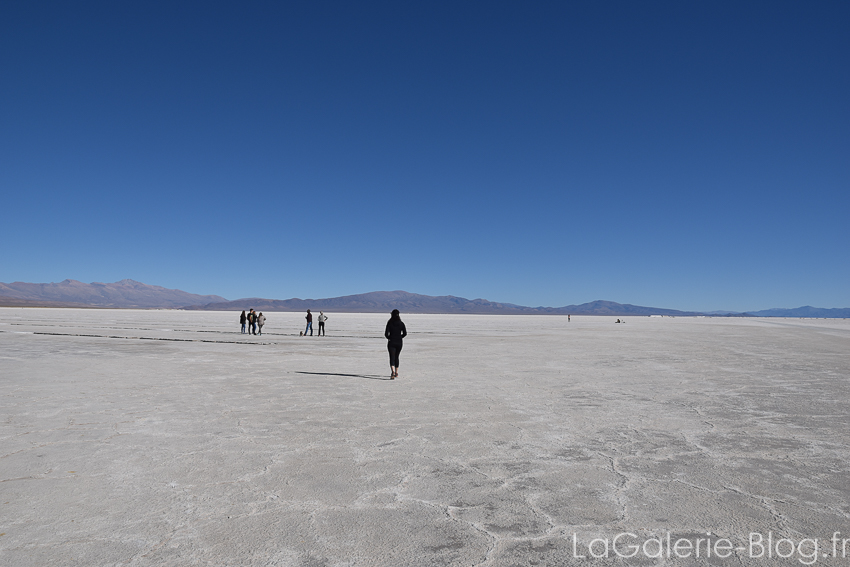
390, 309, 400, 319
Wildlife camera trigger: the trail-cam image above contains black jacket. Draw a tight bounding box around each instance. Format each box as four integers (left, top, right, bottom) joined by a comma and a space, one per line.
385, 319, 407, 343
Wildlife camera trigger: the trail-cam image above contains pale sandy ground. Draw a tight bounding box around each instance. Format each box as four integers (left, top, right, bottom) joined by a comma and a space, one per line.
1, 308, 849, 566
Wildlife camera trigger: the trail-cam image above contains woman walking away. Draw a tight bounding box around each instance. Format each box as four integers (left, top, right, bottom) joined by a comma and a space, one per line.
384, 309, 407, 379
240, 310, 247, 334
257, 313, 265, 335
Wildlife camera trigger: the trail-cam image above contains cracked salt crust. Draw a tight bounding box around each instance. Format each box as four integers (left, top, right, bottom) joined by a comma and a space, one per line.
0, 309, 849, 565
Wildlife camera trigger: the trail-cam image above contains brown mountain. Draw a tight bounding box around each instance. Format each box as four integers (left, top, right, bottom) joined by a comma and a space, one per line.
0, 279, 226, 309
184, 290, 699, 316
0, 280, 700, 315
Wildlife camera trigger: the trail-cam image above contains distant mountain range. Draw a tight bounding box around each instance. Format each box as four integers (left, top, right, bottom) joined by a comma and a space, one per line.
0, 279, 225, 309
743, 306, 850, 318
0, 280, 847, 317
183, 291, 700, 316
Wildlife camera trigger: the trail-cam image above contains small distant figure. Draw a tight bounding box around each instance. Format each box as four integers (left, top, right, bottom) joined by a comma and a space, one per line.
240, 310, 247, 333
385, 309, 407, 379
568, 314, 571, 322
305, 309, 313, 336
616, 319, 624, 324
257, 313, 265, 335
317, 311, 327, 336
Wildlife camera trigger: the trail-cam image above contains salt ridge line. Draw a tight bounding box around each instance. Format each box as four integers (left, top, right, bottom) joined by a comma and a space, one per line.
4, 322, 456, 337
3, 328, 418, 343
0, 329, 275, 345
9, 329, 380, 340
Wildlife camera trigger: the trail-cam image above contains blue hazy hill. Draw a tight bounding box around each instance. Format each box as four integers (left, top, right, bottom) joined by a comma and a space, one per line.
746, 306, 850, 318
1, 281, 847, 317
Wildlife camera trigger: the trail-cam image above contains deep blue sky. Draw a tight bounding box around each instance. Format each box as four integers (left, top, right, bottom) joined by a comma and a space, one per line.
2, 1, 848, 311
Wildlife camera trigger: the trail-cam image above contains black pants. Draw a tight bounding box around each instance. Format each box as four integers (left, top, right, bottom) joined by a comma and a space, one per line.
387, 342, 403, 367
318, 321, 325, 335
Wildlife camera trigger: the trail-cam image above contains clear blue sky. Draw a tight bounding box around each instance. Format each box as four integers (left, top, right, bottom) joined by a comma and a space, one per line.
2, 1, 848, 312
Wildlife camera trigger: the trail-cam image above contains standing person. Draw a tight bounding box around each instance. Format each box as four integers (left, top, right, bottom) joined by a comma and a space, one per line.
304, 309, 313, 336
240, 310, 247, 334
257, 312, 265, 335
384, 309, 407, 379
247, 309, 256, 335
317, 311, 327, 336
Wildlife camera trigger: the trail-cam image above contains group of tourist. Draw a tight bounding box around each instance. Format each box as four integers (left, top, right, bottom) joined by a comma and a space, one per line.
236, 308, 407, 379
240, 309, 265, 335
302, 309, 328, 336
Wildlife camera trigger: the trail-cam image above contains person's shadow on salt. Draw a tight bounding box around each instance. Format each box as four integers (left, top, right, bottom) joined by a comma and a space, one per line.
295, 371, 390, 381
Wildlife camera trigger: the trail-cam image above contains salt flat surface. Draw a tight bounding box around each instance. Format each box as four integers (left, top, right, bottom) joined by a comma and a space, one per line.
1, 308, 849, 566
